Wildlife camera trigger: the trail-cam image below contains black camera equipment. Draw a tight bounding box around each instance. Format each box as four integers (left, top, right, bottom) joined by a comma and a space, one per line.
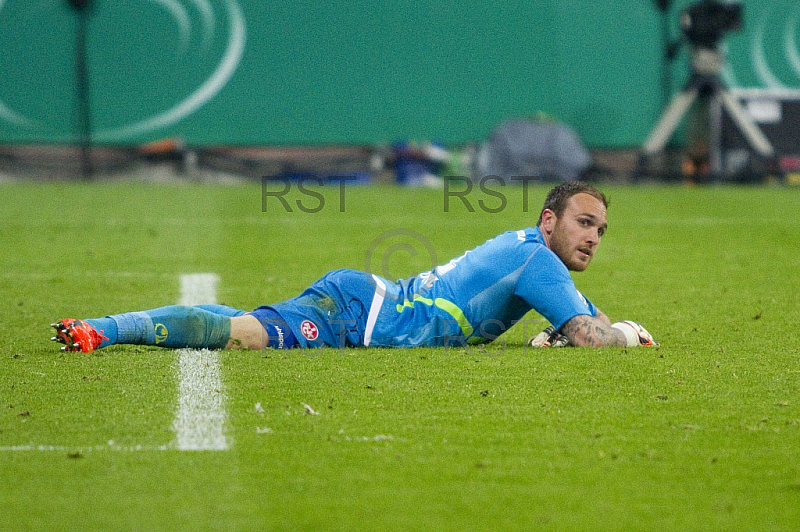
681, 0, 741, 48
639, 1, 774, 177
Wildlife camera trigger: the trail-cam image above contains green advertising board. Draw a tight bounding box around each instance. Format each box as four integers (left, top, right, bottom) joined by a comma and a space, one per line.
0, 0, 797, 148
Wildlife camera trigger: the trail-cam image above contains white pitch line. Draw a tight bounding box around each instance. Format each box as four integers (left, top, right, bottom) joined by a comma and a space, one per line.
179, 273, 221, 307
172, 273, 229, 451
2, 274, 231, 453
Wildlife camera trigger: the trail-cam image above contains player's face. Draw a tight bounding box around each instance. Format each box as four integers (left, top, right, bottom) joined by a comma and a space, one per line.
542, 193, 607, 272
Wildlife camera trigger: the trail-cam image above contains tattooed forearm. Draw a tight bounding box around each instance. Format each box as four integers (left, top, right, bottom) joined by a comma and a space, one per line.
561, 315, 627, 347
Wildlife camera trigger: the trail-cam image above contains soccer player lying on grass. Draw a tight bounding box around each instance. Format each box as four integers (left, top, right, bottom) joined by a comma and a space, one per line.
51, 181, 657, 353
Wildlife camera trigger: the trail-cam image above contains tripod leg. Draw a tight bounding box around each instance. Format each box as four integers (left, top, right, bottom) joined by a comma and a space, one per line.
643, 89, 700, 155
718, 91, 775, 158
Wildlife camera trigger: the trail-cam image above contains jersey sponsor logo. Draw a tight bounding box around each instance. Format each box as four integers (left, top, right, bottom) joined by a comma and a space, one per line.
300, 320, 319, 341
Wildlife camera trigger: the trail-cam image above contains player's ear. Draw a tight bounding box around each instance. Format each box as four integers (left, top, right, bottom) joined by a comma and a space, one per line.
540, 209, 557, 235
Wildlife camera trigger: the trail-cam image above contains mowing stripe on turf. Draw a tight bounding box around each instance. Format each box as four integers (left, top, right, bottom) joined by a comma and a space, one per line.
172, 273, 229, 451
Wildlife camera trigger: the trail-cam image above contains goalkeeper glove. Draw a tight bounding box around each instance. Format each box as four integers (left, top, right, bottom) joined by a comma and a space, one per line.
610, 321, 658, 347
528, 325, 569, 348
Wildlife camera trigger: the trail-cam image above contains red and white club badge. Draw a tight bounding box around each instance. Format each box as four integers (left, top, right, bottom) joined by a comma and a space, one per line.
300, 320, 319, 341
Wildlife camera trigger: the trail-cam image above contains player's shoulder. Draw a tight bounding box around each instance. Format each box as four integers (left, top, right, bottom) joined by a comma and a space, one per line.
475, 228, 538, 254
476, 227, 546, 256
514, 227, 571, 277
499, 227, 547, 249
462, 227, 548, 266
474, 227, 550, 266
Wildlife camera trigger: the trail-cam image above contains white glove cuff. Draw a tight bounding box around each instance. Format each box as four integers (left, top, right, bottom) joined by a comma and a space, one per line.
610, 321, 640, 347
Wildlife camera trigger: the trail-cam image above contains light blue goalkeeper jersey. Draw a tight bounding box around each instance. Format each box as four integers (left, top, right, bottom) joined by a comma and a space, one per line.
364, 226, 596, 347
266, 226, 596, 348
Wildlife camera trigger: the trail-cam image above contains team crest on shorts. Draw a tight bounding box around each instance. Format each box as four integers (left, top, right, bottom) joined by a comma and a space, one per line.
300, 320, 319, 341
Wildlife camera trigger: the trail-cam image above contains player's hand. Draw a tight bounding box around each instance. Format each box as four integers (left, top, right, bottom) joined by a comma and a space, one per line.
528, 325, 569, 348
610, 321, 658, 347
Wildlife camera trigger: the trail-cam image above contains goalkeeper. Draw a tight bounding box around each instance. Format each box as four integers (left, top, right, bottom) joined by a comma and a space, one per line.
51, 181, 657, 353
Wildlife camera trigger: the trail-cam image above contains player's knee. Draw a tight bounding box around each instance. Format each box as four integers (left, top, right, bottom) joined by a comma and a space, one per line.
228, 315, 268, 350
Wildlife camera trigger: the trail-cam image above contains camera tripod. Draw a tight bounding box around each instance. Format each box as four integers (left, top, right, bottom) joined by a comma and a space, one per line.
68, 0, 94, 179
639, 47, 775, 176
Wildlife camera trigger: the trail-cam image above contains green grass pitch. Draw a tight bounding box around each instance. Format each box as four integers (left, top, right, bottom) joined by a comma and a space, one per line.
1, 181, 799, 530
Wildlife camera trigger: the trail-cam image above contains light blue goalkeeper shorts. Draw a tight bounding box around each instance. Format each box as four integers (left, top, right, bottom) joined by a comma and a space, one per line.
251, 269, 376, 349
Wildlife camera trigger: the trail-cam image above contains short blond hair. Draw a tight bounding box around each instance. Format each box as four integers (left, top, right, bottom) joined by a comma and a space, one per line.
537, 181, 608, 225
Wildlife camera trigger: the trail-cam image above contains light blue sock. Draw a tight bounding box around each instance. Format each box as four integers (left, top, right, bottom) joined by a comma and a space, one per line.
107, 305, 231, 349
85, 318, 118, 349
